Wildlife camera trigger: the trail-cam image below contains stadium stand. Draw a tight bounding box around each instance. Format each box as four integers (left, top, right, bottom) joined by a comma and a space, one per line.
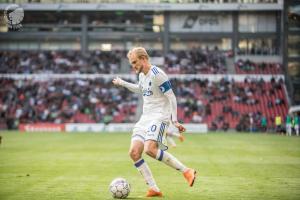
1, 0, 298, 134
164, 48, 228, 74
235, 59, 283, 74
0, 78, 138, 129
0, 49, 227, 74
173, 77, 288, 132
0, 73, 288, 132
0, 51, 125, 74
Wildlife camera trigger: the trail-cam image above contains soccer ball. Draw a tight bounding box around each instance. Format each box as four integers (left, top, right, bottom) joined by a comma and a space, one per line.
109, 177, 131, 199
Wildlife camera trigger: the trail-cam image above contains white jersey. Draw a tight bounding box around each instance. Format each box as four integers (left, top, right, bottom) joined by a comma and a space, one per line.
120, 65, 177, 150
138, 66, 173, 121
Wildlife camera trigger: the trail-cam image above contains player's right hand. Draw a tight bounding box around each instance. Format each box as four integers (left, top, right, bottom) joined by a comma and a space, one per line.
173, 121, 186, 133
112, 77, 123, 86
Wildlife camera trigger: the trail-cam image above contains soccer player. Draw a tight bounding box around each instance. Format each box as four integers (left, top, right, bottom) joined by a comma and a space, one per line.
112, 47, 196, 197
286, 115, 292, 136
294, 113, 300, 136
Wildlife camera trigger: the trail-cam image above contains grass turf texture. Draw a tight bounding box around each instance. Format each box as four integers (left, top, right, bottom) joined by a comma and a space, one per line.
0, 131, 299, 200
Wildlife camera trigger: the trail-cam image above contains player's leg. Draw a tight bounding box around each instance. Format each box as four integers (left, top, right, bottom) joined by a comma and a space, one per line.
287, 124, 292, 136
129, 139, 144, 162
144, 121, 196, 187
295, 125, 299, 136
130, 130, 162, 197
166, 136, 176, 147
145, 140, 196, 187
144, 140, 187, 171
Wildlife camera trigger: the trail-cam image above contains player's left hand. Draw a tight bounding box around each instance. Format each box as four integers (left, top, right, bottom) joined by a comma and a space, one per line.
173, 121, 186, 133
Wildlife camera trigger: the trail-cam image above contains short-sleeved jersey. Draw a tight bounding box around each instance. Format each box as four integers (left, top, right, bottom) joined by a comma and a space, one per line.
138, 65, 173, 121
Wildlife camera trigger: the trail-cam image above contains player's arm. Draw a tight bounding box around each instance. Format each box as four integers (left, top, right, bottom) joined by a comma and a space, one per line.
112, 77, 141, 93
164, 89, 186, 133
156, 72, 186, 133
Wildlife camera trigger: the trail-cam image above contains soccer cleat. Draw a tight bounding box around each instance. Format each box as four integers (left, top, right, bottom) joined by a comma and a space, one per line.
183, 168, 196, 187
146, 188, 163, 197
179, 134, 184, 142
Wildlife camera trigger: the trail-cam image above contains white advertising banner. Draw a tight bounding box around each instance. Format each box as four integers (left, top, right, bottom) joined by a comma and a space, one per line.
170, 13, 232, 32
66, 123, 105, 132
168, 123, 208, 133
65, 123, 135, 133
105, 123, 135, 132
65, 123, 207, 133
184, 124, 208, 133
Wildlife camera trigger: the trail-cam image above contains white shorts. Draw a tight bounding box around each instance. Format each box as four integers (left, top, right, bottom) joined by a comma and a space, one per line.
132, 116, 170, 151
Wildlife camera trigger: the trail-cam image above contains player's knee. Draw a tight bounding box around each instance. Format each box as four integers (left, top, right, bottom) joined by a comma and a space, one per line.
129, 149, 141, 161
144, 146, 156, 158
144, 141, 158, 158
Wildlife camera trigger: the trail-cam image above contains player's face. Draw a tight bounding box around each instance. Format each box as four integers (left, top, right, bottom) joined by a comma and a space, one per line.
129, 53, 144, 74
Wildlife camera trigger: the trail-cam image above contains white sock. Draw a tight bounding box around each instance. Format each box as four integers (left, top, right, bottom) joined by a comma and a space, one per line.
156, 150, 187, 173
134, 158, 160, 192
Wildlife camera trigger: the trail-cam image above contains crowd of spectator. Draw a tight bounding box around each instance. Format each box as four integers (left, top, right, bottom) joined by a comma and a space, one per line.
237, 46, 278, 56
235, 59, 283, 74
164, 47, 228, 74
171, 77, 287, 132
0, 76, 288, 131
0, 48, 227, 74
0, 78, 138, 129
0, 49, 289, 133
0, 50, 124, 74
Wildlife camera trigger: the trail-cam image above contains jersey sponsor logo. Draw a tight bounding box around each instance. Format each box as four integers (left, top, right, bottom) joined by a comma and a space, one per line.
159, 80, 172, 93
143, 88, 153, 96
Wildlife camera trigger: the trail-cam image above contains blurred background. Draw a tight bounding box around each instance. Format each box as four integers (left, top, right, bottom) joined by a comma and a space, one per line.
0, 0, 299, 134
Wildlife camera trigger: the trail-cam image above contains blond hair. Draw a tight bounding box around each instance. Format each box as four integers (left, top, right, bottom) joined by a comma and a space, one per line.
127, 47, 149, 60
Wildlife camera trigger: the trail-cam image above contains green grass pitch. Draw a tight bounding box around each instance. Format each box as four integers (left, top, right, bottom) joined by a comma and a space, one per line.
0, 131, 299, 200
